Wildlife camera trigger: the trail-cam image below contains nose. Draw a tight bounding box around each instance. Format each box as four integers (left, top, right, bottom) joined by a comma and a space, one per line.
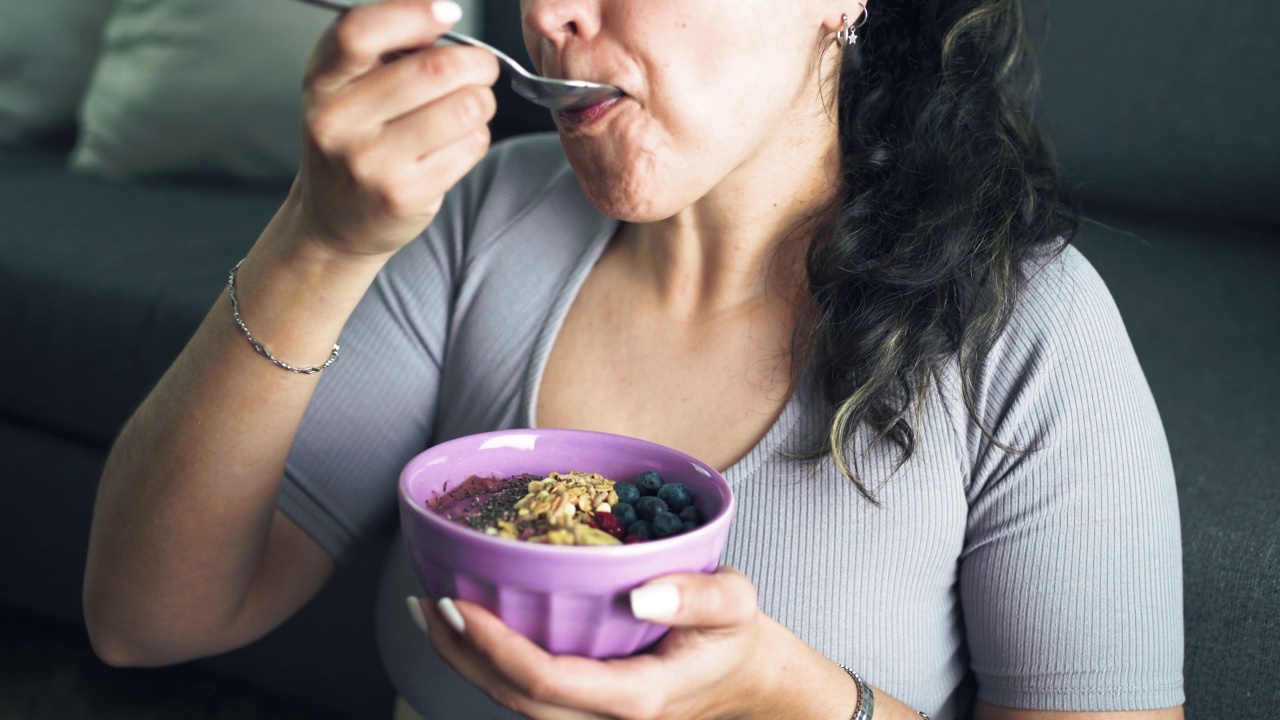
523, 0, 602, 46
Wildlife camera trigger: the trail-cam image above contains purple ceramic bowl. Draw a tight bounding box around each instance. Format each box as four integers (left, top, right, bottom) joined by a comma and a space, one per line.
398, 428, 735, 659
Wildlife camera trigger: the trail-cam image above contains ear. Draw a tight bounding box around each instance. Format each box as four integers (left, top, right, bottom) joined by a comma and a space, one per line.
820, 1, 868, 36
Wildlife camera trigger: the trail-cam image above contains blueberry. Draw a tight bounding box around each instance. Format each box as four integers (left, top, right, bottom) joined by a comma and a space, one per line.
626, 520, 653, 541
614, 482, 641, 505
652, 511, 683, 538
656, 482, 692, 512
634, 496, 669, 522
678, 505, 704, 525
612, 502, 638, 527
634, 471, 664, 496
681, 519, 699, 534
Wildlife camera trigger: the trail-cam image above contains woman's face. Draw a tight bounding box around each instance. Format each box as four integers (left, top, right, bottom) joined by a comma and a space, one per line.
520, 0, 842, 222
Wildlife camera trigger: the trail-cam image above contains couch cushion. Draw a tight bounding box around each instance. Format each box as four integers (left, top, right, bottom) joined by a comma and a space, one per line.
0, 145, 282, 445
0, 0, 118, 144
1036, 0, 1280, 227
1073, 212, 1280, 715
69, 0, 329, 183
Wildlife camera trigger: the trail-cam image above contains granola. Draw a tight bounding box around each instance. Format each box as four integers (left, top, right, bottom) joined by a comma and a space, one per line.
431, 471, 623, 546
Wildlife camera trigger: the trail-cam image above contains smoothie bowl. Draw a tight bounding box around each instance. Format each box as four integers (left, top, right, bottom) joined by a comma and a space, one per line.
398, 428, 735, 659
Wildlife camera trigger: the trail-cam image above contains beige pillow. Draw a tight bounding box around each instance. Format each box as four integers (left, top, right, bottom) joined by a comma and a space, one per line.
70, 0, 484, 183
0, 0, 119, 143
70, 0, 332, 182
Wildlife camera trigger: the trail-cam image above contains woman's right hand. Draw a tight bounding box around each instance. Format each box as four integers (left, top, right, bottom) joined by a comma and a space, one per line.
293, 0, 500, 259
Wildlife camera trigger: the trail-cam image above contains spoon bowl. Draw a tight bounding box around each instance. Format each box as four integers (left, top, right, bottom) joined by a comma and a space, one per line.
293, 0, 624, 112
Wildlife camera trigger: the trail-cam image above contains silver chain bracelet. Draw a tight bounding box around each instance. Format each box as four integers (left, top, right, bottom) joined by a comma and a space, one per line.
839, 665, 931, 720
227, 259, 340, 375
840, 666, 875, 720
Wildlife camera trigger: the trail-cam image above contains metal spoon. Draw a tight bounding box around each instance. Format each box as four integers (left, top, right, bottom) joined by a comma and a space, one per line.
292, 0, 624, 112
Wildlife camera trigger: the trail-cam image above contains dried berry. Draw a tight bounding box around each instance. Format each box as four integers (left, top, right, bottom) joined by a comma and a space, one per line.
595, 511, 626, 539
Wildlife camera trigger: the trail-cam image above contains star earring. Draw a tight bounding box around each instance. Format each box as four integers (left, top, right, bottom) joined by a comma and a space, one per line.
836, 6, 870, 46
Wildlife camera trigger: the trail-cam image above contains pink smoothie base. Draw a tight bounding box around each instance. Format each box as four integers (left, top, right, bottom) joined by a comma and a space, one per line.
398, 428, 735, 658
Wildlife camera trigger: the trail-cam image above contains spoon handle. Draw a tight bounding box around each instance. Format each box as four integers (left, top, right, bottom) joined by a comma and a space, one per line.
438, 32, 533, 81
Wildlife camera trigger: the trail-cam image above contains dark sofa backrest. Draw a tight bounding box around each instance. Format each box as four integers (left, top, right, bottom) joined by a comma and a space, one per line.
1035, 0, 1280, 227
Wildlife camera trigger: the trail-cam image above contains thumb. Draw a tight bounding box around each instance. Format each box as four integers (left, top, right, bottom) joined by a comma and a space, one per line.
629, 567, 758, 629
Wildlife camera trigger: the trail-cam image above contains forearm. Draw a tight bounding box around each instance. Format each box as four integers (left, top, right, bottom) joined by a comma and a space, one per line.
758, 616, 926, 720
84, 192, 390, 664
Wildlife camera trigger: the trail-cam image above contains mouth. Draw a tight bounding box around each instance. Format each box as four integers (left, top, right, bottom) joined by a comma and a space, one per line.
555, 96, 623, 133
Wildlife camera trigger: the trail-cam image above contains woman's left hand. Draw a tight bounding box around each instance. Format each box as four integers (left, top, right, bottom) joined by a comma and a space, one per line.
418, 567, 802, 720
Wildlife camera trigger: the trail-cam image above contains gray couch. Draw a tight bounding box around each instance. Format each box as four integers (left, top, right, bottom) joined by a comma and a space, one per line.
2, 1, 1276, 718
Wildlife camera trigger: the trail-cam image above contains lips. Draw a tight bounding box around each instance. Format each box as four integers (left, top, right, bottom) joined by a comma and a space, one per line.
555, 96, 623, 132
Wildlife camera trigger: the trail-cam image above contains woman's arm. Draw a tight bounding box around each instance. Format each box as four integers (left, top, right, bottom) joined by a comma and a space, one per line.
83, 0, 498, 667
960, 249, 1184, 714
84, 222, 385, 666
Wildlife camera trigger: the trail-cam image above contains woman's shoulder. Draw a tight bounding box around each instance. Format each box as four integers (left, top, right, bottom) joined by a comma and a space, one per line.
956, 241, 1146, 434
1008, 241, 1130, 351
443, 132, 611, 261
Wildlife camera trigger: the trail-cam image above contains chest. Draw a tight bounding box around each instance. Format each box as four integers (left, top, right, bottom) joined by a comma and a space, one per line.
535, 256, 798, 473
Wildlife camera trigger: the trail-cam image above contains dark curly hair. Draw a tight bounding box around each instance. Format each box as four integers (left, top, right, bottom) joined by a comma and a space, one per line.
801, 0, 1080, 501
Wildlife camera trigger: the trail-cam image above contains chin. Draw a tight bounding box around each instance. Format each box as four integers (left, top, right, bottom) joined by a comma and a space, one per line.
558, 115, 708, 223
560, 142, 667, 222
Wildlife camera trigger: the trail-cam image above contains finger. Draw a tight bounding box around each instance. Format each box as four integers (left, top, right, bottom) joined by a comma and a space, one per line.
421, 601, 595, 720
346, 45, 500, 124
303, 52, 494, 166
341, 123, 489, 219
629, 567, 758, 629
451, 599, 667, 717
380, 82, 496, 158
307, 0, 465, 90
308, 56, 494, 160
332, 125, 481, 221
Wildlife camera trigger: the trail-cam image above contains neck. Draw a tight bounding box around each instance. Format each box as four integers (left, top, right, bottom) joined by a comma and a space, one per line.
623, 105, 840, 321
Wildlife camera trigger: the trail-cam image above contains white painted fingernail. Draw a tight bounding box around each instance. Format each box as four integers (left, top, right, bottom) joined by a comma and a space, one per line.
406, 596, 428, 633
431, 1, 463, 25
630, 584, 681, 621
437, 597, 466, 634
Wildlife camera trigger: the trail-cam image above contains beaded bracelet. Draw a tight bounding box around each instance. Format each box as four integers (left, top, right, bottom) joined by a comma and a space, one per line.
227, 259, 340, 375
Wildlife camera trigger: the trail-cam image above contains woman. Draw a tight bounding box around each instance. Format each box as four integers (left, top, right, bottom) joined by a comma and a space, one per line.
83, 0, 1185, 718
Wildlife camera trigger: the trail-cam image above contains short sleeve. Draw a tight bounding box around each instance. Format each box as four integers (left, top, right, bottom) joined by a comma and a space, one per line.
960, 247, 1185, 711
277, 156, 487, 564
277, 134, 586, 564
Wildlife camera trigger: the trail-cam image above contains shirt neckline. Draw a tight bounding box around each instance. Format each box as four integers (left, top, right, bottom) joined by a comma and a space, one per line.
516, 215, 809, 487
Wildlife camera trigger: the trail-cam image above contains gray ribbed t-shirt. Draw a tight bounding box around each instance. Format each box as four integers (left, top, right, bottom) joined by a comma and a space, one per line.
278, 134, 1184, 719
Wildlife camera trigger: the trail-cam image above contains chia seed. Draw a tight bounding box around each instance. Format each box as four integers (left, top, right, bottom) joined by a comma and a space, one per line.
431, 473, 543, 531
460, 476, 536, 530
